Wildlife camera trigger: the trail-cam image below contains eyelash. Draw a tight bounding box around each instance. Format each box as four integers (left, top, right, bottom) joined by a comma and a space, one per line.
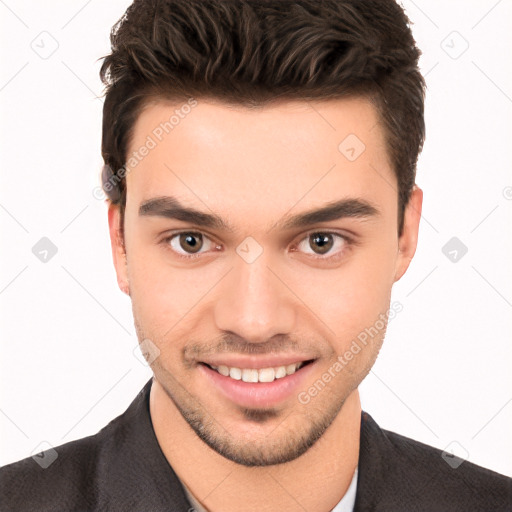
161, 230, 354, 262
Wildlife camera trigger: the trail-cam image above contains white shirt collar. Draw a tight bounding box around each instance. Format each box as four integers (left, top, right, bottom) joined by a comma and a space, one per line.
182, 467, 358, 512
331, 467, 358, 512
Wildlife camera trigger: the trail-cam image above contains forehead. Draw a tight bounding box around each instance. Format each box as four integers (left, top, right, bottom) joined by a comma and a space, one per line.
124, 97, 395, 227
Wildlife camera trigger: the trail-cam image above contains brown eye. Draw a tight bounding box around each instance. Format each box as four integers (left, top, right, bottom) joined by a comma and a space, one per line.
165, 231, 216, 258
294, 231, 350, 260
309, 233, 334, 255
178, 232, 203, 253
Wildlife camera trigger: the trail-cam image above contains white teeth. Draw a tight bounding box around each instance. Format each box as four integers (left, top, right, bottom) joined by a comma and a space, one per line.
229, 367, 242, 380
258, 368, 275, 383
286, 364, 297, 375
275, 366, 287, 379
209, 362, 307, 382
242, 369, 259, 383
218, 365, 230, 376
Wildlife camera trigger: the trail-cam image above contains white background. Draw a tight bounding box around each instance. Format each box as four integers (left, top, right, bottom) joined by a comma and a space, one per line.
1, 1, 511, 477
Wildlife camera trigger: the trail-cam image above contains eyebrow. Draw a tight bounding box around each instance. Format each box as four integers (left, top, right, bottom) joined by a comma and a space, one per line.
138, 195, 379, 232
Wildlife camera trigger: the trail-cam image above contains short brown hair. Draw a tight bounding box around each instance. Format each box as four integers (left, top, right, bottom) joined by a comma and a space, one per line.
99, 0, 425, 235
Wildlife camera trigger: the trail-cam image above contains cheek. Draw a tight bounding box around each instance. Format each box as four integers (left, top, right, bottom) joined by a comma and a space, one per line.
291, 234, 398, 343
126, 240, 183, 334
126, 240, 224, 341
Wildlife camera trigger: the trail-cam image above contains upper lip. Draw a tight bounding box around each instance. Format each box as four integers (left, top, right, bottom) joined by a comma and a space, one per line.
199, 355, 316, 369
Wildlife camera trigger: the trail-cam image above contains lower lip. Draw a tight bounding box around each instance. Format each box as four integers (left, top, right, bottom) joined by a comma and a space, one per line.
198, 361, 317, 408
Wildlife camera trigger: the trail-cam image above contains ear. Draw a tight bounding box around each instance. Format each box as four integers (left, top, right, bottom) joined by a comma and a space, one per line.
394, 185, 423, 282
108, 203, 130, 296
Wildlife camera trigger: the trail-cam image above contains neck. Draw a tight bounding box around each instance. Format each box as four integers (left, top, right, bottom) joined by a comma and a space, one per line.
150, 378, 361, 512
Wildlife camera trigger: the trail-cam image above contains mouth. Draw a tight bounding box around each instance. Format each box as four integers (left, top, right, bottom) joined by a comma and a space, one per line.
201, 360, 315, 383
198, 358, 318, 408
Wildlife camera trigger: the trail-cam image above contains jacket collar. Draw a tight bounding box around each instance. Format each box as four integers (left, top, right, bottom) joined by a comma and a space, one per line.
100, 377, 192, 510
114, 377, 378, 511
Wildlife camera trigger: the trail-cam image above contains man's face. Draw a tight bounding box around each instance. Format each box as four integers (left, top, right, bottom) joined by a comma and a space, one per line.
109, 97, 421, 466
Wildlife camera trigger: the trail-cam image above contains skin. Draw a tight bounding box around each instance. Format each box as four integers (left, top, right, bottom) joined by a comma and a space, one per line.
108, 97, 422, 512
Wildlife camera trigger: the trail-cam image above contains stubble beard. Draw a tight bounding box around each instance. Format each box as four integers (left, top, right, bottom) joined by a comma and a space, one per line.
152, 360, 348, 467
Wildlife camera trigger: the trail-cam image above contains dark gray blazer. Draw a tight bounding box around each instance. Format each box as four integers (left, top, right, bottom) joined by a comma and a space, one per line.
1, 378, 511, 511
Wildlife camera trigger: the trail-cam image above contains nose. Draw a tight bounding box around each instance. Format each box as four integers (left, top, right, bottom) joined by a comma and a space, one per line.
213, 249, 296, 344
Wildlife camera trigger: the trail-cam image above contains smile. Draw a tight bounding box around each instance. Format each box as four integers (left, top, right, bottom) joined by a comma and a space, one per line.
206, 361, 309, 383
199, 358, 317, 408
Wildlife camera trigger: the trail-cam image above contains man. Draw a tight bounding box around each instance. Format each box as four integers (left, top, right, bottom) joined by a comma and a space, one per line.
1, 0, 511, 510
